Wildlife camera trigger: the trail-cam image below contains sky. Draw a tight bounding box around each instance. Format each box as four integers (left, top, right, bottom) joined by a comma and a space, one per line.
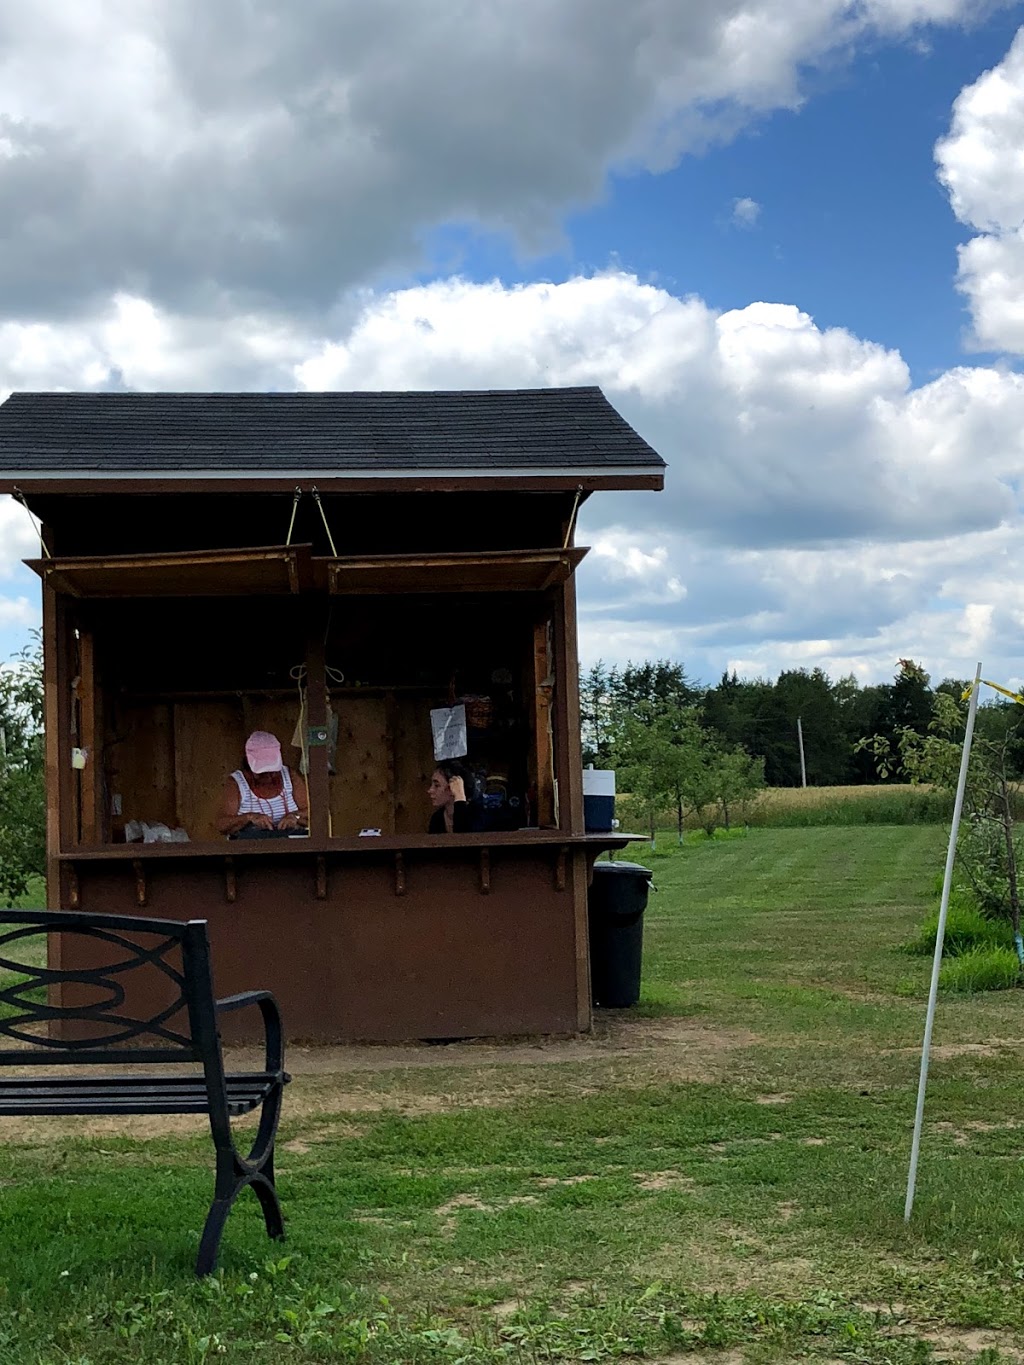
4, 1, 1024, 689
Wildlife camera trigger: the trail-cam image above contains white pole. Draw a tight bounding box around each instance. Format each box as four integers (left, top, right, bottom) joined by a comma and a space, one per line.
797, 717, 807, 789
904, 660, 983, 1222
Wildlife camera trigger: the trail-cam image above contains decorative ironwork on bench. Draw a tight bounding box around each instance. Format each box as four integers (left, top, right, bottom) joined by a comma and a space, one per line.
0, 910, 291, 1276
0, 917, 193, 1057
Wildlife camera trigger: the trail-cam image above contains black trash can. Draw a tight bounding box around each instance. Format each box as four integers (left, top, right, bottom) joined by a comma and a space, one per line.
588, 860, 654, 1007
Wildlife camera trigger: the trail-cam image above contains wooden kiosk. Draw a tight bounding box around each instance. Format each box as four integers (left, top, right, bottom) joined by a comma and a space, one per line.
0, 389, 665, 1042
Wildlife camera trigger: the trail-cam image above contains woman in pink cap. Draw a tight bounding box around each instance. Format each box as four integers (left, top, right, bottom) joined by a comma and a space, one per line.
217, 731, 309, 837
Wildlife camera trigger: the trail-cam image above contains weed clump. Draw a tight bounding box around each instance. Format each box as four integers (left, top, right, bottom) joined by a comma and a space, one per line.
939, 946, 1022, 994
904, 893, 1013, 959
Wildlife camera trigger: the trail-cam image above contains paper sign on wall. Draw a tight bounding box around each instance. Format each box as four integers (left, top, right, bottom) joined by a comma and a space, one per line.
430, 704, 468, 761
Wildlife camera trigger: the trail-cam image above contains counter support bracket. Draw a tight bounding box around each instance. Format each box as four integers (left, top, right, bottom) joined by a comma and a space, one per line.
479, 848, 491, 894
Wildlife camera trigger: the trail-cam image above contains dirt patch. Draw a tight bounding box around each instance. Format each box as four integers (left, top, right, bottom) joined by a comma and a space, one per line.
930, 1122, 972, 1148
223, 1017, 763, 1077
886, 1038, 1024, 1060
534, 1174, 598, 1187
929, 1043, 1001, 1060
919, 1326, 1024, 1361
800, 1136, 828, 1146
0, 1082, 483, 1142
0, 1018, 767, 1143
754, 1093, 792, 1106
634, 1171, 696, 1191
651, 1351, 745, 1364
777, 1201, 799, 1222
644, 1234, 820, 1299
0, 1112, 216, 1142
435, 1193, 489, 1216
487, 1299, 521, 1320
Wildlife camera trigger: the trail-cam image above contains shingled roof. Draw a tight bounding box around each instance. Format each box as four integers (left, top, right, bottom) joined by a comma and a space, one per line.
0, 388, 665, 484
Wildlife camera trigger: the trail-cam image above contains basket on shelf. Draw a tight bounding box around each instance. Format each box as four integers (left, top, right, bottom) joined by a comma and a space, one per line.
459, 695, 494, 729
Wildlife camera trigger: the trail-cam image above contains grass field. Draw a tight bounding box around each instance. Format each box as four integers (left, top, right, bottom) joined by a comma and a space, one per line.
2, 826, 1024, 1363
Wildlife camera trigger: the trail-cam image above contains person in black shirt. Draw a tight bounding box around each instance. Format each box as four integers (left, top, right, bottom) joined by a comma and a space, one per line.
427, 760, 484, 833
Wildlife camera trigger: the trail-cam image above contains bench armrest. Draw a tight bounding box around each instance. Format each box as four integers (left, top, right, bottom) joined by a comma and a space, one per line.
215, 990, 284, 1075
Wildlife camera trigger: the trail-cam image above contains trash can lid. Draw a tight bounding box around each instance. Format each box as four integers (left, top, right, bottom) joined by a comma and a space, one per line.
593, 861, 653, 880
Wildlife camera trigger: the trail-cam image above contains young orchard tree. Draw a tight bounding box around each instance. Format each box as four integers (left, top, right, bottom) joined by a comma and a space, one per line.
858, 688, 1024, 964
616, 703, 763, 842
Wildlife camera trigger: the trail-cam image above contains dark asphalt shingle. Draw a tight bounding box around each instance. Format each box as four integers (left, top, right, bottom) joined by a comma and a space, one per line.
0, 388, 665, 474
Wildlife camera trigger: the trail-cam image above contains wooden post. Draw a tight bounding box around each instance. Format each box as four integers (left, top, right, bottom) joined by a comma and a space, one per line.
385, 691, 398, 837
551, 568, 590, 1032
551, 579, 584, 836
77, 626, 104, 845
573, 847, 592, 1032
305, 607, 331, 841
42, 583, 63, 910
531, 618, 556, 827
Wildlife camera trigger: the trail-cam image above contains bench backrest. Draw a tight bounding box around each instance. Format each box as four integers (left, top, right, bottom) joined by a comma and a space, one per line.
0, 911, 218, 1068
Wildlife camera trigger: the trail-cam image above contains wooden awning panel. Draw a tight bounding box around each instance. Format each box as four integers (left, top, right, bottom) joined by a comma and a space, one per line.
322, 547, 589, 595
24, 545, 313, 598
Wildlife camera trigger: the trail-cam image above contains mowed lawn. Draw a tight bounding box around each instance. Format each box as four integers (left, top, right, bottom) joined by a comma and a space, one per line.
3, 826, 1024, 1364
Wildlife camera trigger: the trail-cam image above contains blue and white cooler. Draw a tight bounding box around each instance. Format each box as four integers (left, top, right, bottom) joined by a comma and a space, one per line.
583, 768, 616, 832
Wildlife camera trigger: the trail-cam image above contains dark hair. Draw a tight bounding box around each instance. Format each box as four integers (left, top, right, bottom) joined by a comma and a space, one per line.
439, 758, 475, 780
434, 759, 477, 798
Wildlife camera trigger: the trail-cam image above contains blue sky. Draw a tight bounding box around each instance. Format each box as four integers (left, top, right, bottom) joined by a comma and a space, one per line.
419, 7, 1024, 383
4, 1, 1024, 688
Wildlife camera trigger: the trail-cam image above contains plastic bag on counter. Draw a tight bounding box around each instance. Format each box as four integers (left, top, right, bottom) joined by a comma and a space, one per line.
125, 820, 190, 844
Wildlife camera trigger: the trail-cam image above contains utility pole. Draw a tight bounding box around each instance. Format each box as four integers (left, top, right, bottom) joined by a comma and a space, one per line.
796, 716, 807, 788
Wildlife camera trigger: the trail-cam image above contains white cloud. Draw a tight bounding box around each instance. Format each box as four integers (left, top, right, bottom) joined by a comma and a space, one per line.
936, 25, 1024, 352
0, 0, 1002, 320
731, 196, 761, 227
0, 498, 43, 574
0, 596, 35, 627
296, 276, 1019, 546
5, 270, 1024, 684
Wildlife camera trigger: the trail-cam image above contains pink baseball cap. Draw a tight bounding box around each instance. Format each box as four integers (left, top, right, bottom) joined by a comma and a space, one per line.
245, 731, 282, 774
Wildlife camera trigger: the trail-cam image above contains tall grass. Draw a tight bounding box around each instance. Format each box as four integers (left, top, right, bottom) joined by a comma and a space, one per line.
751, 784, 952, 827
940, 946, 1022, 993
618, 784, 952, 833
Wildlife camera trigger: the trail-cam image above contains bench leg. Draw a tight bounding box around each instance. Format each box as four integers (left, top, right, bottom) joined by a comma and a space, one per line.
196, 1083, 286, 1276
196, 1195, 235, 1278
195, 1164, 284, 1276
252, 1159, 285, 1242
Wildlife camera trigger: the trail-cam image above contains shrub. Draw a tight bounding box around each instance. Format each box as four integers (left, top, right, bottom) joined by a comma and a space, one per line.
904, 892, 1013, 958
939, 947, 1022, 994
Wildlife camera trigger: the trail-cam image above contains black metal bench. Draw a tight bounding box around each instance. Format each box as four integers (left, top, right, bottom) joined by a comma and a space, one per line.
0, 910, 291, 1276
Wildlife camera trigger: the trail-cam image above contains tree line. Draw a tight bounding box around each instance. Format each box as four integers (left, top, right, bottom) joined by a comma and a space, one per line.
580, 658, 1024, 839
581, 658, 1024, 787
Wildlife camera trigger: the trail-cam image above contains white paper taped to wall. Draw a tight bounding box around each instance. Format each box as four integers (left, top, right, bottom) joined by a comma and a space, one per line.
430, 704, 468, 761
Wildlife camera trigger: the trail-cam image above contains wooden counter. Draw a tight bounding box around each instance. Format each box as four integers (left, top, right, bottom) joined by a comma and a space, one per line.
54, 833, 648, 1044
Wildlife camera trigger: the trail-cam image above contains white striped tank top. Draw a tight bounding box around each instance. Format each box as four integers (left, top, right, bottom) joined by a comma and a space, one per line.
231, 767, 299, 827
